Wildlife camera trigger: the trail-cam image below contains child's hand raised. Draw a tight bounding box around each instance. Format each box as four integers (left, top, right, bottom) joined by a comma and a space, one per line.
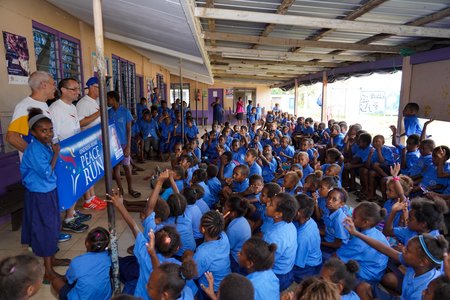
343, 217, 357, 235
157, 169, 170, 182
145, 229, 155, 254
389, 125, 397, 133
106, 188, 123, 206
435, 146, 446, 161
390, 163, 401, 177
200, 272, 217, 300
392, 198, 407, 213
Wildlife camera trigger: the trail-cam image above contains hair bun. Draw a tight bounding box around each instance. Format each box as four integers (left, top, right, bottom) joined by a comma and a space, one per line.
268, 243, 278, 253
346, 260, 360, 274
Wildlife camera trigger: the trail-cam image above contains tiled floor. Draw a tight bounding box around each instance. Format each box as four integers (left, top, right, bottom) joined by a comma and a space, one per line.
0, 159, 166, 299
0, 157, 360, 299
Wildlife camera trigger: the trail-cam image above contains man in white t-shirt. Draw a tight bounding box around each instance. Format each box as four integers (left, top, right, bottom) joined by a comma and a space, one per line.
75, 77, 106, 210
6, 71, 73, 244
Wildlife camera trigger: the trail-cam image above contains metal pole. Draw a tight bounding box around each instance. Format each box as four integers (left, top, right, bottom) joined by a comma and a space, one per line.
179, 58, 184, 144
195, 77, 198, 125
294, 78, 298, 117
321, 71, 328, 122
93, 0, 120, 294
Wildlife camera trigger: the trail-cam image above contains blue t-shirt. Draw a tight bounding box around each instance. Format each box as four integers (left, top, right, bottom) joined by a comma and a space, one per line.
232, 148, 247, 165
232, 178, 249, 193
399, 148, 420, 175
408, 154, 433, 177
108, 106, 133, 145
185, 125, 199, 140
301, 164, 314, 184
263, 221, 297, 274
206, 177, 222, 199
20, 140, 57, 193
186, 204, 203, 239
223, 161, 237, 179
262, 158, 277, 183
399, 253, 441, 300
247, 270, 280, 300
383, 199, 403, 228
66, 251, 112, 300
195, 198, 210, 215
226, 217, 251, 263
323, 208, 350, 244
136, 103, 147, 120
279, 145, 295, 163
247, 161, 262, 176
342, 291, 360, 300
139, 118, 159, 139
370, 145, 395, 166
331, 133, 345, 151
295, 219, 322, 268
160, 122, 174, 141
337, 227, 389, 282
354, 145, 373, 163
421, 163, 450, 191
199, 181, 216, 208
393, 227, 439, 245
403, 115, 422, 136
194, 232, 231, 292
164, 215, 196, 256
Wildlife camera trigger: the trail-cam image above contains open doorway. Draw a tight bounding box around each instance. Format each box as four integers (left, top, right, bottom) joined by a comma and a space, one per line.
233, 88, 256, 111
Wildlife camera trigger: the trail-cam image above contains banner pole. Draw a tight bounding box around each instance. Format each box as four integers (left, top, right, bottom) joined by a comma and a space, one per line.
93, 0, 120, 294
179, 58, 184, 144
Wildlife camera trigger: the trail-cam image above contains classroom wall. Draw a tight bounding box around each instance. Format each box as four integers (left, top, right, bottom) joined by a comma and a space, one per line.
0, 0, 171, 150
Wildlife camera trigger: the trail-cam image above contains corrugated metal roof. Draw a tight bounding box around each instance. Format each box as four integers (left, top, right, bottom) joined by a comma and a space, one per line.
195, 0, 450, 87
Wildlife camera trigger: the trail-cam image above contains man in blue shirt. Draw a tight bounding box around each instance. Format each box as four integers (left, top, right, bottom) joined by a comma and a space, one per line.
246, 100, 253, 125
107, 91, 141, 198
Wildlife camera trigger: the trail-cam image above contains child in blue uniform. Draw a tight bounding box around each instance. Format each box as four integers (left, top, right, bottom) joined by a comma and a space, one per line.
52, 227, 112, 300
320, 258, 360, 300
239, 238, 280, 300
263, 192, 299, 291
187, 210, 231, 299
401, 102, 423, 137
159, 116, 174, 161
191, 169, 215, 209
223, 196, 251, 274
293, 194, 322, 283
345, 219, 448, 300
337, 202, 389, 285
206, 165, 221, 200
183, 187, 204, 245
20, 108, 67, 281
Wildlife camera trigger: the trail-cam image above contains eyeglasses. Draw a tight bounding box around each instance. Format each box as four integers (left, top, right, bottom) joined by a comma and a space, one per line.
64, 86, 80, 91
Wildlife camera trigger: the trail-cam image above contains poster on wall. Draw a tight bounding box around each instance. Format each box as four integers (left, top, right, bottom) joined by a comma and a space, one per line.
2, 31, 30, 85
225, 88, 234, 99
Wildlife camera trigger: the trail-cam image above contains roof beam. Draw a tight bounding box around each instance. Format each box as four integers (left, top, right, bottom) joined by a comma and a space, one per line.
209, 56, 340, 67
195, 7, 450, 38
252, 0, 295, 49
212, 64, 324, 72
206, 46, 375, 62
206, 0, 216, 46
214, 73, 290, 80
203, 31, 402, 53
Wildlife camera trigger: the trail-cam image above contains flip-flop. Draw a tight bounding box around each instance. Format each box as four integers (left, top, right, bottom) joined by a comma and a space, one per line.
134, 166, 145, 172
129, 190, 141, 198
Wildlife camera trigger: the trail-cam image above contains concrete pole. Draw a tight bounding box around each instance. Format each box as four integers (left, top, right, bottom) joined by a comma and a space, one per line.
321, 71, 328, 122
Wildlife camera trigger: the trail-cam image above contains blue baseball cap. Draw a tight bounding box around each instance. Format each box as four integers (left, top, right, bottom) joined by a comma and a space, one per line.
85, 77, 98, 88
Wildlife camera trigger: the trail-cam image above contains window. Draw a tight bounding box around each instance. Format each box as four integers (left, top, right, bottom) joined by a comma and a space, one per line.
32, 21, 83, 85
112, 55, 136, 114
170, 83, 190, 105
156, 73, 167, 101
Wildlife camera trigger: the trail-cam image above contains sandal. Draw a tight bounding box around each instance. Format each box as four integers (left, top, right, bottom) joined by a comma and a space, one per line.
129, 190, 141, 198
134, 166, 145, 172
52, 258, 71, 267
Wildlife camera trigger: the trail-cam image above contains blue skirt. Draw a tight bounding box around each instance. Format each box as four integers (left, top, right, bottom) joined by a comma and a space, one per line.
21, 189, 60, 257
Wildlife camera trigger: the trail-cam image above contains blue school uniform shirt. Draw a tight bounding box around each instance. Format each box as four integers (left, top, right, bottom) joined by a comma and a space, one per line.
186, 204, 203, 239
66, 251, 112, 300
226, 217, 251, 263
354, 145, 373, 163
331, 133, 345, 150
323, 208, 350, 244
248, 113, 257, 124
185, 165, 199, 186
393, 227, 440, 245
232, 178, 249, 193
399, 253, 441, 300
194, 232, 231, 292
342, 291, 360, 300
164, 215, 196, 256
421, 163, 450, 191
160, 122, 174, 141
185, 125, 199, 140
139, 118, 159, 139
134, 232, 180, 300
408, 154, 433, 177
206, 177, 222, 199
383, 199, 403, 228
266, 113, 274, 123
136, 103, 147, 120
337, 227, 389, 282
20, 140, 57, 193
262, 158, 277, 182
303, 126, 315, 135
232, 148, 247, 164
247, 270, 280, 300
399, 148, 420, 175
301, 164, 314, 184
108, 106, 133, 145
370, 145, 395, 166
247, 161, 262, 176
223, 161, 237, 179
131, 121, 139, 137
263, 221, 297, 274
199, 181, 215, 208
279, 145, 295, 163
160, 179, 185, 201
295, 219, 322, 268
195, 198, 210, 215
403, 115, 422, 136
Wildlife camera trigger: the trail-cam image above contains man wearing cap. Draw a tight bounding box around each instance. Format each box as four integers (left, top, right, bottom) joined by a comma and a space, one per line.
49, 78, 92, 233
76, 76, 107, 210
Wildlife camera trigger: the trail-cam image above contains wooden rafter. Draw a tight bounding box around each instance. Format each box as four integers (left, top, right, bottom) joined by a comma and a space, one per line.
203, 31, 402, 53
206, 0, 216, 46
206, 46, 375, 62
251, 0, 295, 49
209, 56, 340, 68
195, 7, 450, 38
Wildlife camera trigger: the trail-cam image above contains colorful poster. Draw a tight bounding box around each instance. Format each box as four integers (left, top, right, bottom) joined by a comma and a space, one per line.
225, 88, 234, 99
56, 123, 124, 210
3, 31, 30, 84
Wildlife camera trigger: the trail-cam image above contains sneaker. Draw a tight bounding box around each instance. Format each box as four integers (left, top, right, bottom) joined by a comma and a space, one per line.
92, 196, 107, 208
82, 197, 106, 210
62, 219, 89, 233
59, 233, 72, 242
74, 210, 92, 223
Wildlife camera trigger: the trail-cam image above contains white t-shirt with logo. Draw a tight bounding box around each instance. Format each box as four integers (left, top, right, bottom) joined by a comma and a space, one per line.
49, 99, 80, 141
76, 95, 100, 129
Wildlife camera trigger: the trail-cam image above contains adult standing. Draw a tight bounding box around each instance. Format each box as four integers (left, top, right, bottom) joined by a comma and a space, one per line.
49, 78, 92, 233
151, 87, 160, 106
107, 91, 141, 198
235, 96, 245, 126
76, 77, 107, 210
211, 97, 223, 124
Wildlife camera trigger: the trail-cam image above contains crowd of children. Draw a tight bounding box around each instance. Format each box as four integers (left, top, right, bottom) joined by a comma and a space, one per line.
2, 100, 450, 300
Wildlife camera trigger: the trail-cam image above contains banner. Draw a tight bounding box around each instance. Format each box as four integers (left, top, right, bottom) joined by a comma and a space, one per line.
2, 31, 30, 84
56, 123, 124, 210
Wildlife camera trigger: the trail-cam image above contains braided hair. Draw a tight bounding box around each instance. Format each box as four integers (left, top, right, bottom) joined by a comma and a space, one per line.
200, 210, 224, 239
86, 227, 110, 252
